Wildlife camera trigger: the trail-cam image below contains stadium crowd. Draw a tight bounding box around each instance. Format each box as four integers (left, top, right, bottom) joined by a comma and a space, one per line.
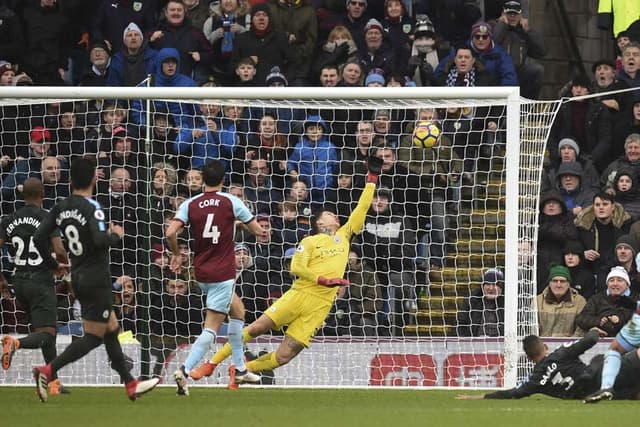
1, 0, 640, 369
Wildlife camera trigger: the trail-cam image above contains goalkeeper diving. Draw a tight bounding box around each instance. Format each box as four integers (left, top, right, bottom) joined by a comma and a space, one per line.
190, 156, 383, 381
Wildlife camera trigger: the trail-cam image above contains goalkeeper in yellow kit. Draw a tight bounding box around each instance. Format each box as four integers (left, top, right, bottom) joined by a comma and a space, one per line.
190, 156, 383, 383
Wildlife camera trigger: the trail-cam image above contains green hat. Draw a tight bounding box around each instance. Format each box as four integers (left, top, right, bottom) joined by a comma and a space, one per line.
547, 263, 571, 283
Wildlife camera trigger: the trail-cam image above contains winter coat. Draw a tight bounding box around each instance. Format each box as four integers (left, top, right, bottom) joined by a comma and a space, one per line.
0, 5, 25, 64
575, 290, 636, 337
107, 43, 157, 87
20, 1, 71, 74
491, 20, 546, 69
232, 26, 298, 83
268, 0, 317, 75
537, 287, 586, 337
91, 0, 158, 54
456, 289, 505, 337
600, 156, 640, 189
287, 131, 338, 192
542, 156, 601, 194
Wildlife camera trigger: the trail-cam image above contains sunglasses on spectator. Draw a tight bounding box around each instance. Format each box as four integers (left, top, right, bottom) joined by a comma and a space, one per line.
473, 35, 490, 40
350, 1, 366, 6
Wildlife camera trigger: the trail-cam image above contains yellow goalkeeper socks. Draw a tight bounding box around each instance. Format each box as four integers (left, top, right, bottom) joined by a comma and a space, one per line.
246, 351, 280, 372
211, 328, 253, 364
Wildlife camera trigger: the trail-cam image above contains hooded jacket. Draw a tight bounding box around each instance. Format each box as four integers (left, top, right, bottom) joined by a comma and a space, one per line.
153, 48, 197, 128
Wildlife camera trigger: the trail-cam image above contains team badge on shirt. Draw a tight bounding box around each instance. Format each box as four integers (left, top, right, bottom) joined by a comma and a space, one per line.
133, 2, 142, 11
403, 24, 412, 34
334, 236, 341, 243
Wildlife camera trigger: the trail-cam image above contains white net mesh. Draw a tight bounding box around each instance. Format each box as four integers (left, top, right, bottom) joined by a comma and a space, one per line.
0, 88, 558, 387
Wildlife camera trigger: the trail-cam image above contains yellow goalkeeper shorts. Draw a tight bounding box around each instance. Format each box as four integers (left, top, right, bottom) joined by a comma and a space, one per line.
264, 288, 332, 347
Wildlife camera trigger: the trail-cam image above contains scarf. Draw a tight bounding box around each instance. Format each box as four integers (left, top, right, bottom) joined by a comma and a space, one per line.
445, 67, 476, 87
221, 14, 236, 56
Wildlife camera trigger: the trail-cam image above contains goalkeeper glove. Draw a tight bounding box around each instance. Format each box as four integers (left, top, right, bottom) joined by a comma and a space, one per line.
317, 276, 350, 287
366, 155, 383, 183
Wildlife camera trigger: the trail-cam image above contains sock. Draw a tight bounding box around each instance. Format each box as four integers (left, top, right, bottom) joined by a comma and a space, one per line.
246, 351, 280, 372
184, 328, 216, 373
228, 318, 246, 371
103, 331, 135, 384
50, 333, 102, 375
18, 331, 56, 362
212, 328, 252, 365
601, 349, 622, 389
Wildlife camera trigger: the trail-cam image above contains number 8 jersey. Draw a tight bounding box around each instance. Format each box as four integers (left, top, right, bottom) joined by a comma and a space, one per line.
34, 195, 120, 284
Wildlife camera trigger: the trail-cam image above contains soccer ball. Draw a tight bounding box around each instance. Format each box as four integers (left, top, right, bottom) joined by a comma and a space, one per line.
412, 121, 440, 148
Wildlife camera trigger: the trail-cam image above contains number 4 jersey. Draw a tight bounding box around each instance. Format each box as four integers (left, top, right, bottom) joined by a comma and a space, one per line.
0, 204, 52, 275
34, 195, 120, 286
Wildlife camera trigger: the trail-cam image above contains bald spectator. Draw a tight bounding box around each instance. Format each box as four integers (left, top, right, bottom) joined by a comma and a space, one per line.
40, 156, 69, 210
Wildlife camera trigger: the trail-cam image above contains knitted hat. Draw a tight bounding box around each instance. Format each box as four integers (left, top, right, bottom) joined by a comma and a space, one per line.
123, 22, 143, 43
251, 3, 271, 18
364, 18, 384, 35
539, 190, 567, 212
265, 66, 288, 86
615, 234, 638, 257
90, 40, 112, 56
557, 161, 583, 178
471, 22, 492, 38
0, 62, 14, 76
483, 268, 504, 284
365, 72, 385, 86
606, 266, 630, 286
345, 0, 367, 7
234, 243, 250, 253
563, 240, 584, 255
414, 16, 435, 38
503, 0, 522, 14
571, 74, 592, 90
558, 137, 580, 156
30, 126, 51, 143
547, 263, 571, 283
375, 187, 392, 199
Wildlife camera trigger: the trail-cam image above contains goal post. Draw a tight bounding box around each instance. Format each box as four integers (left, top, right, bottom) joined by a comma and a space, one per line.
0, 86, 558, 389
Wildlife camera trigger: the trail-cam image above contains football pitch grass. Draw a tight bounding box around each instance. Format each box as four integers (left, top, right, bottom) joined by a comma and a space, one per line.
1, 387, 637, 427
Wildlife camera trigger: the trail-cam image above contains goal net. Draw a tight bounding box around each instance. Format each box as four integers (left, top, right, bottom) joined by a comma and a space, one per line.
0, 86, 559, 388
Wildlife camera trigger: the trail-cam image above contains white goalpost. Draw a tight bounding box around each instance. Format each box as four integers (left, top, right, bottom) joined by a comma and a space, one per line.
0, 86, 559, 389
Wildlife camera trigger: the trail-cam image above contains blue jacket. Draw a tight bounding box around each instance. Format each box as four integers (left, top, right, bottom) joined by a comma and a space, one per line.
175, 122, 220, 170
153, 48, 197, 128
106, 46, 157, 87
435, 40, 518, 86
288, 118, 338, 191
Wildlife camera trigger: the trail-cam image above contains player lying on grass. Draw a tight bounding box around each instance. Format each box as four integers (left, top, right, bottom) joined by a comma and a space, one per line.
188, 156, 383, 383
456, 328, 640, 400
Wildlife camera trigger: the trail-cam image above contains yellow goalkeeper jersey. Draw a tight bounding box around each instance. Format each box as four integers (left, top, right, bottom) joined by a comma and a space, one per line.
289, 182, 375, 302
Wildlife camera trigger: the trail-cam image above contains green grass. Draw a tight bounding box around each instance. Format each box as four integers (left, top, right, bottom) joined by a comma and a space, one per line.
1, 387, 638, 427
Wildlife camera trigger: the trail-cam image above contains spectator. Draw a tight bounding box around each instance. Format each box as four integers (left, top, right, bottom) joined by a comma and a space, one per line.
106, 22, 157, 87
0, 2, 24, 65
418, 1, 481, 48
619, 42, 640, 88
614, 30, 632, 73
550, 74, 614, 171
149, 274, 204, 377
243, 157, 282, 215
341, 0, 370, 52
40, 156, 69, 211
542, 137, 600, 194
491, 0, 546, 99
98, 125, 146, 187
592, 58, 631, 115
554, 161, 595, 218
435, 22, 518, 87
244, 213, 285, 305
576, 266, 637, 337
183, 168, 204, 195
311, 26, 359, 85
149, 0, 213, 79
345, 249, 383, 336
234, 56, 258, 85
600, 133, 640, 190
203, 0, 251, 83
576, 192, 633, 286
319, 63, 340, 87
233, 242, 266, 324
217, 104, 246, 179
354, 186, 418, 331
288, 115, 339, 203
79, 40, 112, 87
91, 0, 159, 55
358, 18, 395, 76
285, 178, 312, 216
113, 273, 139, 335
325, 163, 361, 225
611, 169, 640, 220
339, 59, 364, 86
381, 0, 414, 73
536, 190, 579, 291
562, 239, 596, 301
611, 234, 640, 294
272, 199, 310, 249
86, 100, 128, 154
0, 61, 15, 86
407, 16, 442, 87
612, 99, 640, 156
20, 0, 71, 85
436, 45, 498, 87
231, 3, 297, 84
456, 268, 505, 337
53, 104, 93, 160
152, 48, 197, 128
536, 263, 587, 337
183, 0, 210, 30
268, 0, 317, 84
175, 102, 221, 170
149, 110, 184, 171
